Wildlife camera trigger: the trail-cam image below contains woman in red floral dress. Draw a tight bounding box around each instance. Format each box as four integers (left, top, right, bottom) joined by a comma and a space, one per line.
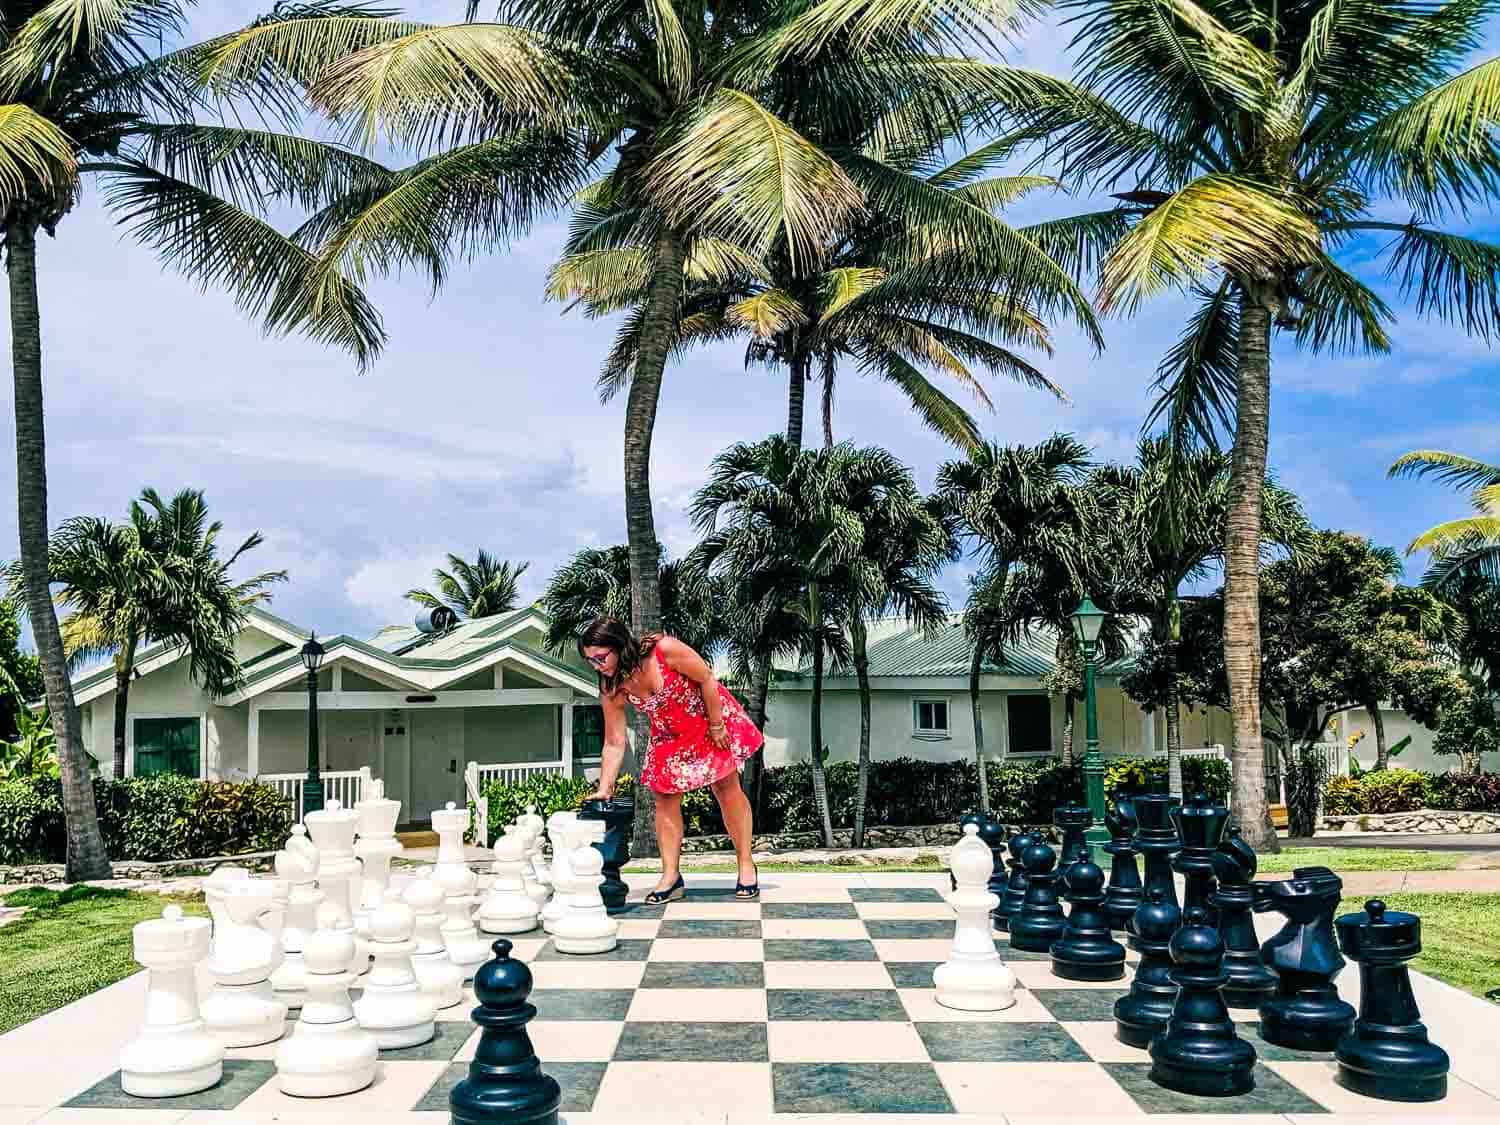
580, 617, 763, 902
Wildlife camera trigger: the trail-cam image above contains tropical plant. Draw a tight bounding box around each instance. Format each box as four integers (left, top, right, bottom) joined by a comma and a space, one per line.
0, 596, 41, 742
407, 551, 530, 621
8, 488, 284, 781
1037, 0, 1500, 848
0, 703, 57, 780
1389, 452, 1500, 592
0, 2, 388, 881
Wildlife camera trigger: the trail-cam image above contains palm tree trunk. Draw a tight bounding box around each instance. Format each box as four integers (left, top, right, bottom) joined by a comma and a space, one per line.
111, 632, 139, 779
747, 653, 771, 820
786, 355, 808, 448
808, 584, 834, 847
821, 365, 835, 448
1368, 703, 1388, 770
1062, 692, 1075, 766
969, 641, 989, 812
623, 226, 687, 859
1224, 289, 1277, 852
1165, 642, 1183, 797
851, 616, 872, 848
8, 220, 110, 882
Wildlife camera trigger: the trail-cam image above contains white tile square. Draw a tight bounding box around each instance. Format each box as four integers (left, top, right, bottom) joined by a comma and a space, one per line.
662, 902, 761, 920
1011, 960, 1129, 989
855, 902, 956, 921
530, 961, 645, 990
1060, 1020, 1150, 1063
897, 987, 1054, 1022
873, 939, 954, 963
616, 919, 660, 940
486, 1020, 619, 1062
626, 988, 767, 1022
759, 885, 852, 904
936, 1061, 1145, 1116
761, 920, 868, 941
1268, 1062, 1500, 1116
593, 1061, 772, 1114
234, 1059, 449, 1112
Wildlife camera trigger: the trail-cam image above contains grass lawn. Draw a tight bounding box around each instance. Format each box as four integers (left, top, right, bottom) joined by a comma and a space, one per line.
0, 885, 206, 1036
1338, 893, 1500, 1000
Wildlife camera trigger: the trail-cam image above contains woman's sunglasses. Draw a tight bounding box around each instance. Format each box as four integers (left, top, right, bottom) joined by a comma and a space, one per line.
584, 652, 611, 669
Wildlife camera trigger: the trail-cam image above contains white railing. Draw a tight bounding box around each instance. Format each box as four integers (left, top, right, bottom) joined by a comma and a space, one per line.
1179, 744, 1228, 761
464, 759, 570, 849
261, 766, 371, 821
1311, 741, 1350, 777
464, 762, 488, 849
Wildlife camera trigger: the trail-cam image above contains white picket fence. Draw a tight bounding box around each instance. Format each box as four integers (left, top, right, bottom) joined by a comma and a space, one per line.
464, 759, 570, 848
261, 766, 371, 820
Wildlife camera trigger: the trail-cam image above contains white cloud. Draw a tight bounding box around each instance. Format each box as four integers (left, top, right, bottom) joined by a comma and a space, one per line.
344, 551, 449, 628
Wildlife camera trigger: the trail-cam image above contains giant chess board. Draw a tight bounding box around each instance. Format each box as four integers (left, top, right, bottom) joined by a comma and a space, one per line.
35, 874, 1500, 1121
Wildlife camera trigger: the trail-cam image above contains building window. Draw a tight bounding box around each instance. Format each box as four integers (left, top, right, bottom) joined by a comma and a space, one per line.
1007, 695, 1052, 755
134, 717, 201, 778
572, 705, 605, 761
913, 698, 950, 739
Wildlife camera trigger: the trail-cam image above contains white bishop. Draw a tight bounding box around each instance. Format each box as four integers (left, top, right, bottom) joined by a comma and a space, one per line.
933, 823, 1016, 1011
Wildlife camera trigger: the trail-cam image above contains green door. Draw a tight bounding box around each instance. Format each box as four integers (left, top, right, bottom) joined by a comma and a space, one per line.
134, 717, 201, 778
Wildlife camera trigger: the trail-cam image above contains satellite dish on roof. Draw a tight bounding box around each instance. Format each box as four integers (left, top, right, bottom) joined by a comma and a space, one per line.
415, 606, 458, 634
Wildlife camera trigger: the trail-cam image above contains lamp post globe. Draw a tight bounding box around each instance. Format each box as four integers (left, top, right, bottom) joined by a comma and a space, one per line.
1070, 598, 1111, 866
301, 634, 326, 817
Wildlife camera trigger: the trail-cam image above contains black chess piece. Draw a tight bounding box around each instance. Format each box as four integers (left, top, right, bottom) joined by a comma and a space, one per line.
1051, 860, 1126, 981
994, 830, 1041, 932
1130, 793, 1181, 928
1053, 803, 1093, 883
1115, 887, 1181, 1048
1149, 906, 1257, 1097
1007, 842, 1067, 953
1335, 899, 1450, 1103
450, 938, 562, 1125
976, 814, 1008, 902
1253, 866, 1356, 1052
1170, 792, 1228, 926
1210, 828, 1275, 1009
578, 797, 635, 910
1102, 797, 1142, 931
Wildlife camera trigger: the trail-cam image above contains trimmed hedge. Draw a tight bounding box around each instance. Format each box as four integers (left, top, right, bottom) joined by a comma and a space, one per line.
0, 776, 292, 864
471, 773, 640, 844
1324, 768, 1500, 815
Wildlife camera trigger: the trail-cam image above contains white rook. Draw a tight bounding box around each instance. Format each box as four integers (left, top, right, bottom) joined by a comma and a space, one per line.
934, 823, 1016, 1011
120, 905, 225, 1097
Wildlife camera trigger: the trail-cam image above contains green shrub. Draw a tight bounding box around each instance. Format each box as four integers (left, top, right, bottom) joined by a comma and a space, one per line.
188, 780, 292, 857
1323, 775, 1366, 815
1102, 756, 1232, 804
1424, 771, 1500, 811
1358, 768, 1428, 814
0, 776, 62, 863
475, 774, 592, 842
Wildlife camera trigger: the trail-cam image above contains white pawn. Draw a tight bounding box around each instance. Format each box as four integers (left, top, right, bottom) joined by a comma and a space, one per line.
512, 822, 549, 911
519, 805, 549, 889
120, 905, 225, 1097
202, 879, 289, 1047
435, 865, 490, 980
541, 812, 581, 934
934, 823, 1016, 1011
353, 902, 437, 1049
404, 878, 463, 1009
275, 904, 378, 1097
480, 831, 541, 934
271, 825, 323, 1010
553, 845, 620, 955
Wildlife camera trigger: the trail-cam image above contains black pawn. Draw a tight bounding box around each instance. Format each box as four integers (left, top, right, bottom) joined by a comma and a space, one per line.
1007, 842, 1066, 953
1051, 860, 1126, 981
1335, 899, 1449, 1102
1130, 793, 1181, 925
451, 939, 562, 1125
1171, 792, 1228, 926
1103, 797, 1142, 931
578, 797, 634, 911
1210, 828, 1275, 1009
1114, 887, 1181, 1048
994, 831, 1040, 932
1053, 803, 1093, 883
1253, 866, 1356, 1052
1149, 907, 1256, 1097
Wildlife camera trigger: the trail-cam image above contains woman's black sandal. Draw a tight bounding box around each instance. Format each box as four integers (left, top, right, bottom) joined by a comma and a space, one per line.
735, 868, 760, 900
644, 876, 685, 905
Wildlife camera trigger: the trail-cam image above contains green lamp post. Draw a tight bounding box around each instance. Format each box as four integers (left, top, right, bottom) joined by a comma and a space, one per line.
301, 633, 326, 817
1070, 597, 1111, 865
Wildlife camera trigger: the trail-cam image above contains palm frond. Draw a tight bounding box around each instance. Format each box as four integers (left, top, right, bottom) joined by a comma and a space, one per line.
1384, 224, 1500, 342
860, 350, 983, 451
728, 289, 809, 339
1292, 255, 1395, 355
1388, 450, 1500, 492
1142, 280, 1238, 451
0, 103, 77, 206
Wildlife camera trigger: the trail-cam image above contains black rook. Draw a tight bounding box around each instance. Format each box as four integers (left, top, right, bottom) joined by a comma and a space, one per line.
1171, 792, 1228, 926
1129, 793, 1181, 928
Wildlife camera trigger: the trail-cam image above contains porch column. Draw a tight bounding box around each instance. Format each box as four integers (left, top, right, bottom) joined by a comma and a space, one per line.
1143, 708, 1157, 754
248, 703, 260, 778
561, 701, 574, 778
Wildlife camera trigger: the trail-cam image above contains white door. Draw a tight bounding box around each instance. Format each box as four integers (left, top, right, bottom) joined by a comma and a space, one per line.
381, 710, 410, 814
409, 710, 462, 819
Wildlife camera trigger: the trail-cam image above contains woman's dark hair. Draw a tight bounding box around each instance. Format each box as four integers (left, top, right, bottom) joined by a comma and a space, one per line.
577, 617, 659, 695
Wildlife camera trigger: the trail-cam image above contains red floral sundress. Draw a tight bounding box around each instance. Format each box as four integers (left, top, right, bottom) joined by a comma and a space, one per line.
625, 649, 763, 795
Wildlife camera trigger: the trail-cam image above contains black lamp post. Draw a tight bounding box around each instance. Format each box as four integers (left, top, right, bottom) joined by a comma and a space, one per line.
301, 633, 326, 816
1071, 597, 1111, 865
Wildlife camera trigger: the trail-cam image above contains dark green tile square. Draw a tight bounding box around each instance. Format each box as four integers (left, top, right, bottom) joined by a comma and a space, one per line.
614, 1020, 768, 1062
883, 960, 942, 988
639, 961, 765, 988
767, 989, 907, 1021
773, 1062, 954, 1113
762, 902, 858, 920
683, 886, 753, 900
864, 919, 954, 940
1240, 1021, 1336, 1062
1032, 987, 1130, 1022
533, 988, 636, 1020
64, 1060, 274, 1110
611, 901, 667, 917
535, 938, 652, 961
993, 942, 1055, 961
379, 1020, 475, 1060
765, 939, 877, 961
849, 887, 945, 903
1103, 1062, 1329, 1114
415, 1060, 606, 1112
657, 919, 762, 939
915, 1022, 1088, 1062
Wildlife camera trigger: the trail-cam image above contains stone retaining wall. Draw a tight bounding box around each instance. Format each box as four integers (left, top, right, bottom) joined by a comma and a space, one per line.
0, 851, 277, 885
1320, 808, 1500, 834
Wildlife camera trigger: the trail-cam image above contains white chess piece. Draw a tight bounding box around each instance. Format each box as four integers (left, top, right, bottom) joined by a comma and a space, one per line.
404, 878, 463, 1009
519, 804, 549, 889
479, 831, 541, 934
353, 902, 437, 1049
435, 863, 490, 980
541, 812, 582, 934
302, 799, 366, 974
274, 904, 378, 1097
511, 821, 549, 910
201, 879, 290, 1046
552, 844, 620, 955
934, 823, 1016, 1011
120, 905, 225, 1097
353, 778, 403, 936
430, 800, 470, 883
270, 825, 323, 1010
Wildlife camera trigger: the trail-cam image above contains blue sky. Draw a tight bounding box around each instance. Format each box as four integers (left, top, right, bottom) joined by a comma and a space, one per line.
1, 2, 1495, 645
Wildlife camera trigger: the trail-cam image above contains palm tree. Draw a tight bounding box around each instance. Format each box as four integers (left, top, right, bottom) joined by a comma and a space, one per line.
407, 552, 529, 621
1033, 0, 1500, 848
0, 2, 388, 880
11, 488, 284, 781
1389, 451, 1500, 592
936, 435, 1093, 810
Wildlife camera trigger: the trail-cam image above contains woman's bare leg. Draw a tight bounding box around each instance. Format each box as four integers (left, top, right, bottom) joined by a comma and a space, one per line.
711, 773, 757, 885
654, 791, 684, 892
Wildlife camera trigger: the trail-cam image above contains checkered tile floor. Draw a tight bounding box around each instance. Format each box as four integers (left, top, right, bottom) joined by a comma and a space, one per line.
43, 883, 1500, 1120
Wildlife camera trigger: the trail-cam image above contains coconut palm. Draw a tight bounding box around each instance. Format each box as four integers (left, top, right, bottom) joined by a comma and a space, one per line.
1023, 0, 1500, 848
10, 488, 284, 781
407, 552, 530, 621
1388, 451, 1500, 592
0, 1, 389, 880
